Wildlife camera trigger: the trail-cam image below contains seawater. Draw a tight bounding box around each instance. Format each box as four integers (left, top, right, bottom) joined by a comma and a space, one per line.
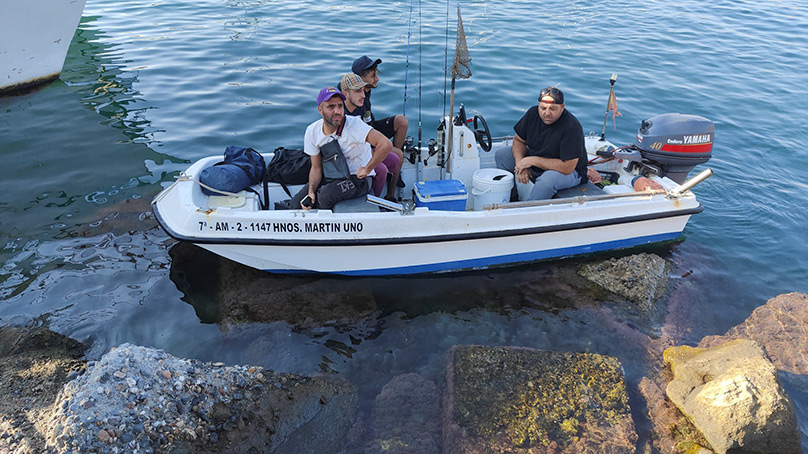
1, 0, 807, 449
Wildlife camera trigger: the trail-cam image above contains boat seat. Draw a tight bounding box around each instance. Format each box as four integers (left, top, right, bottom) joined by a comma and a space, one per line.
516, 180, 606, 201
206, 190, 260, 210
332, 196, 379, 213
554, 182, 606, 199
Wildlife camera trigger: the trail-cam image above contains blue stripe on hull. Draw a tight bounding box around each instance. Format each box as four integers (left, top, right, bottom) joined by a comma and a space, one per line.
262, 231, 682, 276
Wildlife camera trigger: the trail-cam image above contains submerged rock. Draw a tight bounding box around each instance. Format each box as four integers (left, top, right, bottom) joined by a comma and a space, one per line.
444, 345, 637, 453
664, 339, 800, 454
217, 258, 378, 328
699, 292, 808, 375
362, 373, 442, 454
578, 252, 669, 310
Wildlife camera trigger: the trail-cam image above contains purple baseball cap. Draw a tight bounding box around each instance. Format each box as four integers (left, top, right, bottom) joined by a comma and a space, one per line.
316, 86, 346, 105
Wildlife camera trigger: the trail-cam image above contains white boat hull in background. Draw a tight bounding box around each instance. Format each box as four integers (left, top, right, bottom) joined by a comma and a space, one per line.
1, 0, 87, 94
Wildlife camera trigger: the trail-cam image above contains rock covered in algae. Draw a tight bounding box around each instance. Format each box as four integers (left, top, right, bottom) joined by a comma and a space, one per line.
664, 339, 799, 454
443, 345, 637, 454
578, 253, 669, 310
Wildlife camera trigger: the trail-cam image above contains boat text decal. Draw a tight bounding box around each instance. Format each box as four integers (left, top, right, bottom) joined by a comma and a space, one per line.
198, 221, 363, 234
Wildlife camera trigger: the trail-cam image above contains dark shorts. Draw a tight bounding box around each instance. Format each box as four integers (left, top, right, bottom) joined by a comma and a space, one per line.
371, 116, 397, 139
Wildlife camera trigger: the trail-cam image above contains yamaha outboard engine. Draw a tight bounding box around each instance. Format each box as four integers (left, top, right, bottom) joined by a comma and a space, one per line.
634, 113, 713, 184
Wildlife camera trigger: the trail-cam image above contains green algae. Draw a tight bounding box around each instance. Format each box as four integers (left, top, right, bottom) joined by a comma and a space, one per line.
452, 346, 630, 448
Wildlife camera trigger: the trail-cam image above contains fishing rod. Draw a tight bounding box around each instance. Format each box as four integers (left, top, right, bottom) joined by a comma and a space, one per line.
403, 0, 413, 117
401, 0, 425, 181
417, 0, 423, 181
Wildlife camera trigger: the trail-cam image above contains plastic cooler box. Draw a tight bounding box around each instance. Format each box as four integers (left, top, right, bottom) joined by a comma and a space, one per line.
414, 180, 468, 211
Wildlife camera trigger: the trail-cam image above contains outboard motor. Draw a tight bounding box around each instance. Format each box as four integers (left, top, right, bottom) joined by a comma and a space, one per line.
634, 113, 713, 184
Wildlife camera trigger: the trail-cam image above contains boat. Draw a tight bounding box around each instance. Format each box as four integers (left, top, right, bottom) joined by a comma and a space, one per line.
1, 0, 87, 94
152, 105, 715, 276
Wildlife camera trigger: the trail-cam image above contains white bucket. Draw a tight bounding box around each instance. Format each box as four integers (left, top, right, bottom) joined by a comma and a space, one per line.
471, 168, 514, 210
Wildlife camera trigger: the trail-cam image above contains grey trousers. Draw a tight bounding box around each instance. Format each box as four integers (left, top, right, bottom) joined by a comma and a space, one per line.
494, 145, 581, 200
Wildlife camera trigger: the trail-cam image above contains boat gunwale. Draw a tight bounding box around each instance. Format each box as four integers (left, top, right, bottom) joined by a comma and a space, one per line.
152, 200, 702, 247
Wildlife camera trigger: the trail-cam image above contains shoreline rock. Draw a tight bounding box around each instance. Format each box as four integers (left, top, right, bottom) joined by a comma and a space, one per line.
699, 292, 808, 375
3, 290, 807, 454
640, 292, 808, 454
664, 339, 800, 454
46, 343, 357, 453
0, 327, 87, 454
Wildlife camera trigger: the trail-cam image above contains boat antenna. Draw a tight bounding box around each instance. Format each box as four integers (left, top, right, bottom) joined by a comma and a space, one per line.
600, 73, 619, 141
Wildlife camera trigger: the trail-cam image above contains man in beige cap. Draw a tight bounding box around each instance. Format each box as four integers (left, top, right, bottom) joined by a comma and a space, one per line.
340, 72, 403, 201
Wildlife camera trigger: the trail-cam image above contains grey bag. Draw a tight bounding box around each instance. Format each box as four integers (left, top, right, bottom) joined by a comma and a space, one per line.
320, 139, 351, 182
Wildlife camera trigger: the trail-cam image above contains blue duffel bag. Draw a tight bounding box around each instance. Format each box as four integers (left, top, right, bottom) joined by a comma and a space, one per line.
199, 146, 265, 196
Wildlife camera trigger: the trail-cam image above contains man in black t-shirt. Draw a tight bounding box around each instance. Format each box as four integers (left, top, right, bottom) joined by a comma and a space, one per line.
494, 87, 587, 200
351, 56, 409, 152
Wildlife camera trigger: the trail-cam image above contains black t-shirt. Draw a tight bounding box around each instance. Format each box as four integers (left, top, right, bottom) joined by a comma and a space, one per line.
344, 95, 374, 125
513, 106, 588, 182
361, 89, 375, 124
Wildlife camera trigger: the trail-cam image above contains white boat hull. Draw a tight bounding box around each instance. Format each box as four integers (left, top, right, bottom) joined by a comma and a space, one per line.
197, 217, 689, 275
153, 127, 707, 276
1, 0, 87, 93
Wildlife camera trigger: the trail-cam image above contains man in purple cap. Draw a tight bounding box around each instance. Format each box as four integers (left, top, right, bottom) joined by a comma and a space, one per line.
290, 86, 392, 210
494, 86, 588, 201
351, 55, 409, 157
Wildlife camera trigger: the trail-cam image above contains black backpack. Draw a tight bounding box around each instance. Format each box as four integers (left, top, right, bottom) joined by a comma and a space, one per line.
265, 147, 311, 196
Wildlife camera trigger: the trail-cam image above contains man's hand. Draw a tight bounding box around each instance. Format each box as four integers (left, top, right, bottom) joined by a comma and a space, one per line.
301, 191, 316, 211
514, 157, 535, 184
356, 166, 370, 179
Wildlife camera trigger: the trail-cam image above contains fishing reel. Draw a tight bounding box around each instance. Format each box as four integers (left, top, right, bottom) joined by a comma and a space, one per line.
403, 136, 420, 165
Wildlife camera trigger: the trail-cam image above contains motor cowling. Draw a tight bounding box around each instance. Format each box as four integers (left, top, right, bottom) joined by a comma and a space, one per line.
634, 113, 713, 184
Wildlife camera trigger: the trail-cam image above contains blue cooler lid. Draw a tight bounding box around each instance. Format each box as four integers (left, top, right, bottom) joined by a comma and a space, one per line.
415, 179, 467, 198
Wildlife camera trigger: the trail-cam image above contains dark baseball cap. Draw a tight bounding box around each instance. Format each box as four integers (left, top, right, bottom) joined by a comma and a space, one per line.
352, 55, 382, 74
539, 87, 564, 104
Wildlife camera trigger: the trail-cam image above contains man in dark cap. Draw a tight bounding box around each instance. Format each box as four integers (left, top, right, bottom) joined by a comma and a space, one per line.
351, 55, 409, 160
494, 86, 588, 200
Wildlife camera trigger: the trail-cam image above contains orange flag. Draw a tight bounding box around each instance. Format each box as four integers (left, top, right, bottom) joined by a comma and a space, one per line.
607, 86, 622, 129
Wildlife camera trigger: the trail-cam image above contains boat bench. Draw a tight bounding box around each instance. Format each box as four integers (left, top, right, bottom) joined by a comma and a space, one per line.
333, 196, 380, 213
264, 181, 378, 212
554, 182, 607, 199
516, 179, 607, 201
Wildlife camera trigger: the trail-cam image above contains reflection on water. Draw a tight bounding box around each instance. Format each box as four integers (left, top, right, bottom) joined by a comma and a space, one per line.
2, 0, 808, 449
165, 238, 682, 370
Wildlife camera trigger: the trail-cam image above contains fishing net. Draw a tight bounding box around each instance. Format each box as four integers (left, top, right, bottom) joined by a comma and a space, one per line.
451, 5, 472, 79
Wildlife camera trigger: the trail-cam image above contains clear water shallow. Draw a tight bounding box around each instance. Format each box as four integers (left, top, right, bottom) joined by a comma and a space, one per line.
1, 0, 807, 449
